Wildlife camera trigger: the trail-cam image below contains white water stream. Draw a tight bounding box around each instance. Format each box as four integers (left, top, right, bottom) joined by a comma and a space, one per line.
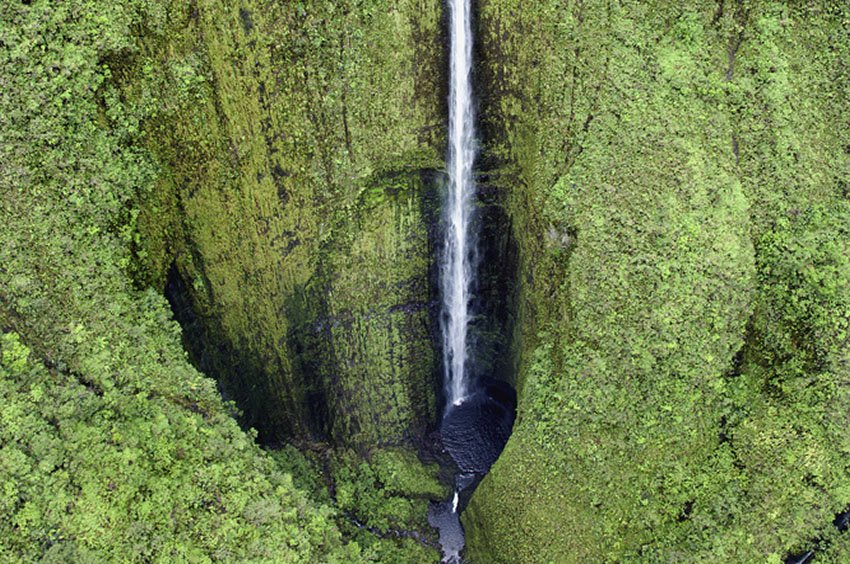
441, 0, 477, 409
431, 1, 479, 560
432, 4, 517, 559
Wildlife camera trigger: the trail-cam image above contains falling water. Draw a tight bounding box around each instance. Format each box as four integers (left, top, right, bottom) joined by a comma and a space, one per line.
432, 6, 516, 559
441, 0, 477, 409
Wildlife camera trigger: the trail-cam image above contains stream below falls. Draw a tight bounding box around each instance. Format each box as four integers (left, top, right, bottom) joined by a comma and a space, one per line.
429, 380, 516, 562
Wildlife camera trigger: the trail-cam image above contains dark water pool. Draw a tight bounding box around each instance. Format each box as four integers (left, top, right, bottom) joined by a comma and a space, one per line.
430, 379, 516, 562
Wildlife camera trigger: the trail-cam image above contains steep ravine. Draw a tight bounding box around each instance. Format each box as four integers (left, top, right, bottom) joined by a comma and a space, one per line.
140, 1, 524, 559
464, 1, 850, 562
2, 0, 848, 561
133, 2, 850, 562
128, 0, 447, 449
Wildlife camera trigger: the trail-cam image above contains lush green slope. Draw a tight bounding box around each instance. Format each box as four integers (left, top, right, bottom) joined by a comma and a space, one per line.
2, 0, 445, 447
0, 332, 350, 562
0, 2, 341, 558
465, 1, 850, 561
0, 0, 442, 560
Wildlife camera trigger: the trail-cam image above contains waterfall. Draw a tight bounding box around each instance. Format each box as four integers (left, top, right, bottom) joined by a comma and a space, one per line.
433, 13, 515, 559
441, 0, 477, 409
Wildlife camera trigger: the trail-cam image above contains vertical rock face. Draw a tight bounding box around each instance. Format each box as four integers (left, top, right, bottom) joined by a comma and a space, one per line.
287, 172, 439, 447
125, 0, 445, 446
466, 1, 850, 562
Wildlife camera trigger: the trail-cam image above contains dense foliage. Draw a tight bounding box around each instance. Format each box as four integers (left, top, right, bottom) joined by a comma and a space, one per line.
0, 0, 439, 561
465, 1, 850, 561
0, 332, 349, 561
2, 0, 848, 562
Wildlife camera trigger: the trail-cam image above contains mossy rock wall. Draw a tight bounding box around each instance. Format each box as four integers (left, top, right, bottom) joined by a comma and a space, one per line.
118, 0, 445, 446
465, 1, 850, 562
0, 2, 365, 559
289, 172, 439, 447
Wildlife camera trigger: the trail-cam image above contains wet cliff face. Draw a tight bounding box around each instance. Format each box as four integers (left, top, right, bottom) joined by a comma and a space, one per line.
87, 1, 849, 559
123, 0, 445, 447
465, 1, 850, 562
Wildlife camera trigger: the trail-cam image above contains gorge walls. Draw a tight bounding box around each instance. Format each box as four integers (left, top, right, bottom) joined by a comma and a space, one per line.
123, 2, 849, 559
123, 0, 446, 447
109, 1, 850, 559
464, 1, 850, 561
5, 0, 847, 560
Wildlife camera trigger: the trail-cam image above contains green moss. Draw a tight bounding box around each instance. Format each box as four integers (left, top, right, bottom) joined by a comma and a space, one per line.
300, 172, 438, 447
466, 1, 850, 561
111, 0, 446, 445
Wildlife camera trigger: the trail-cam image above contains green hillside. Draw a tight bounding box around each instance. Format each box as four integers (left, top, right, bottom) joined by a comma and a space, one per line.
1, 0, 848, 562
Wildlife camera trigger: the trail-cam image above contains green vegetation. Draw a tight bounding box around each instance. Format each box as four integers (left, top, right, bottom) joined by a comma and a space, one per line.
0, 0, 441, 560
2, 0, 848, 561
0, 332, 349, 562
114, 0, 444, 446
332, 448, 448, 533
270, 445, 444, 562
465, 1, 850, 562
